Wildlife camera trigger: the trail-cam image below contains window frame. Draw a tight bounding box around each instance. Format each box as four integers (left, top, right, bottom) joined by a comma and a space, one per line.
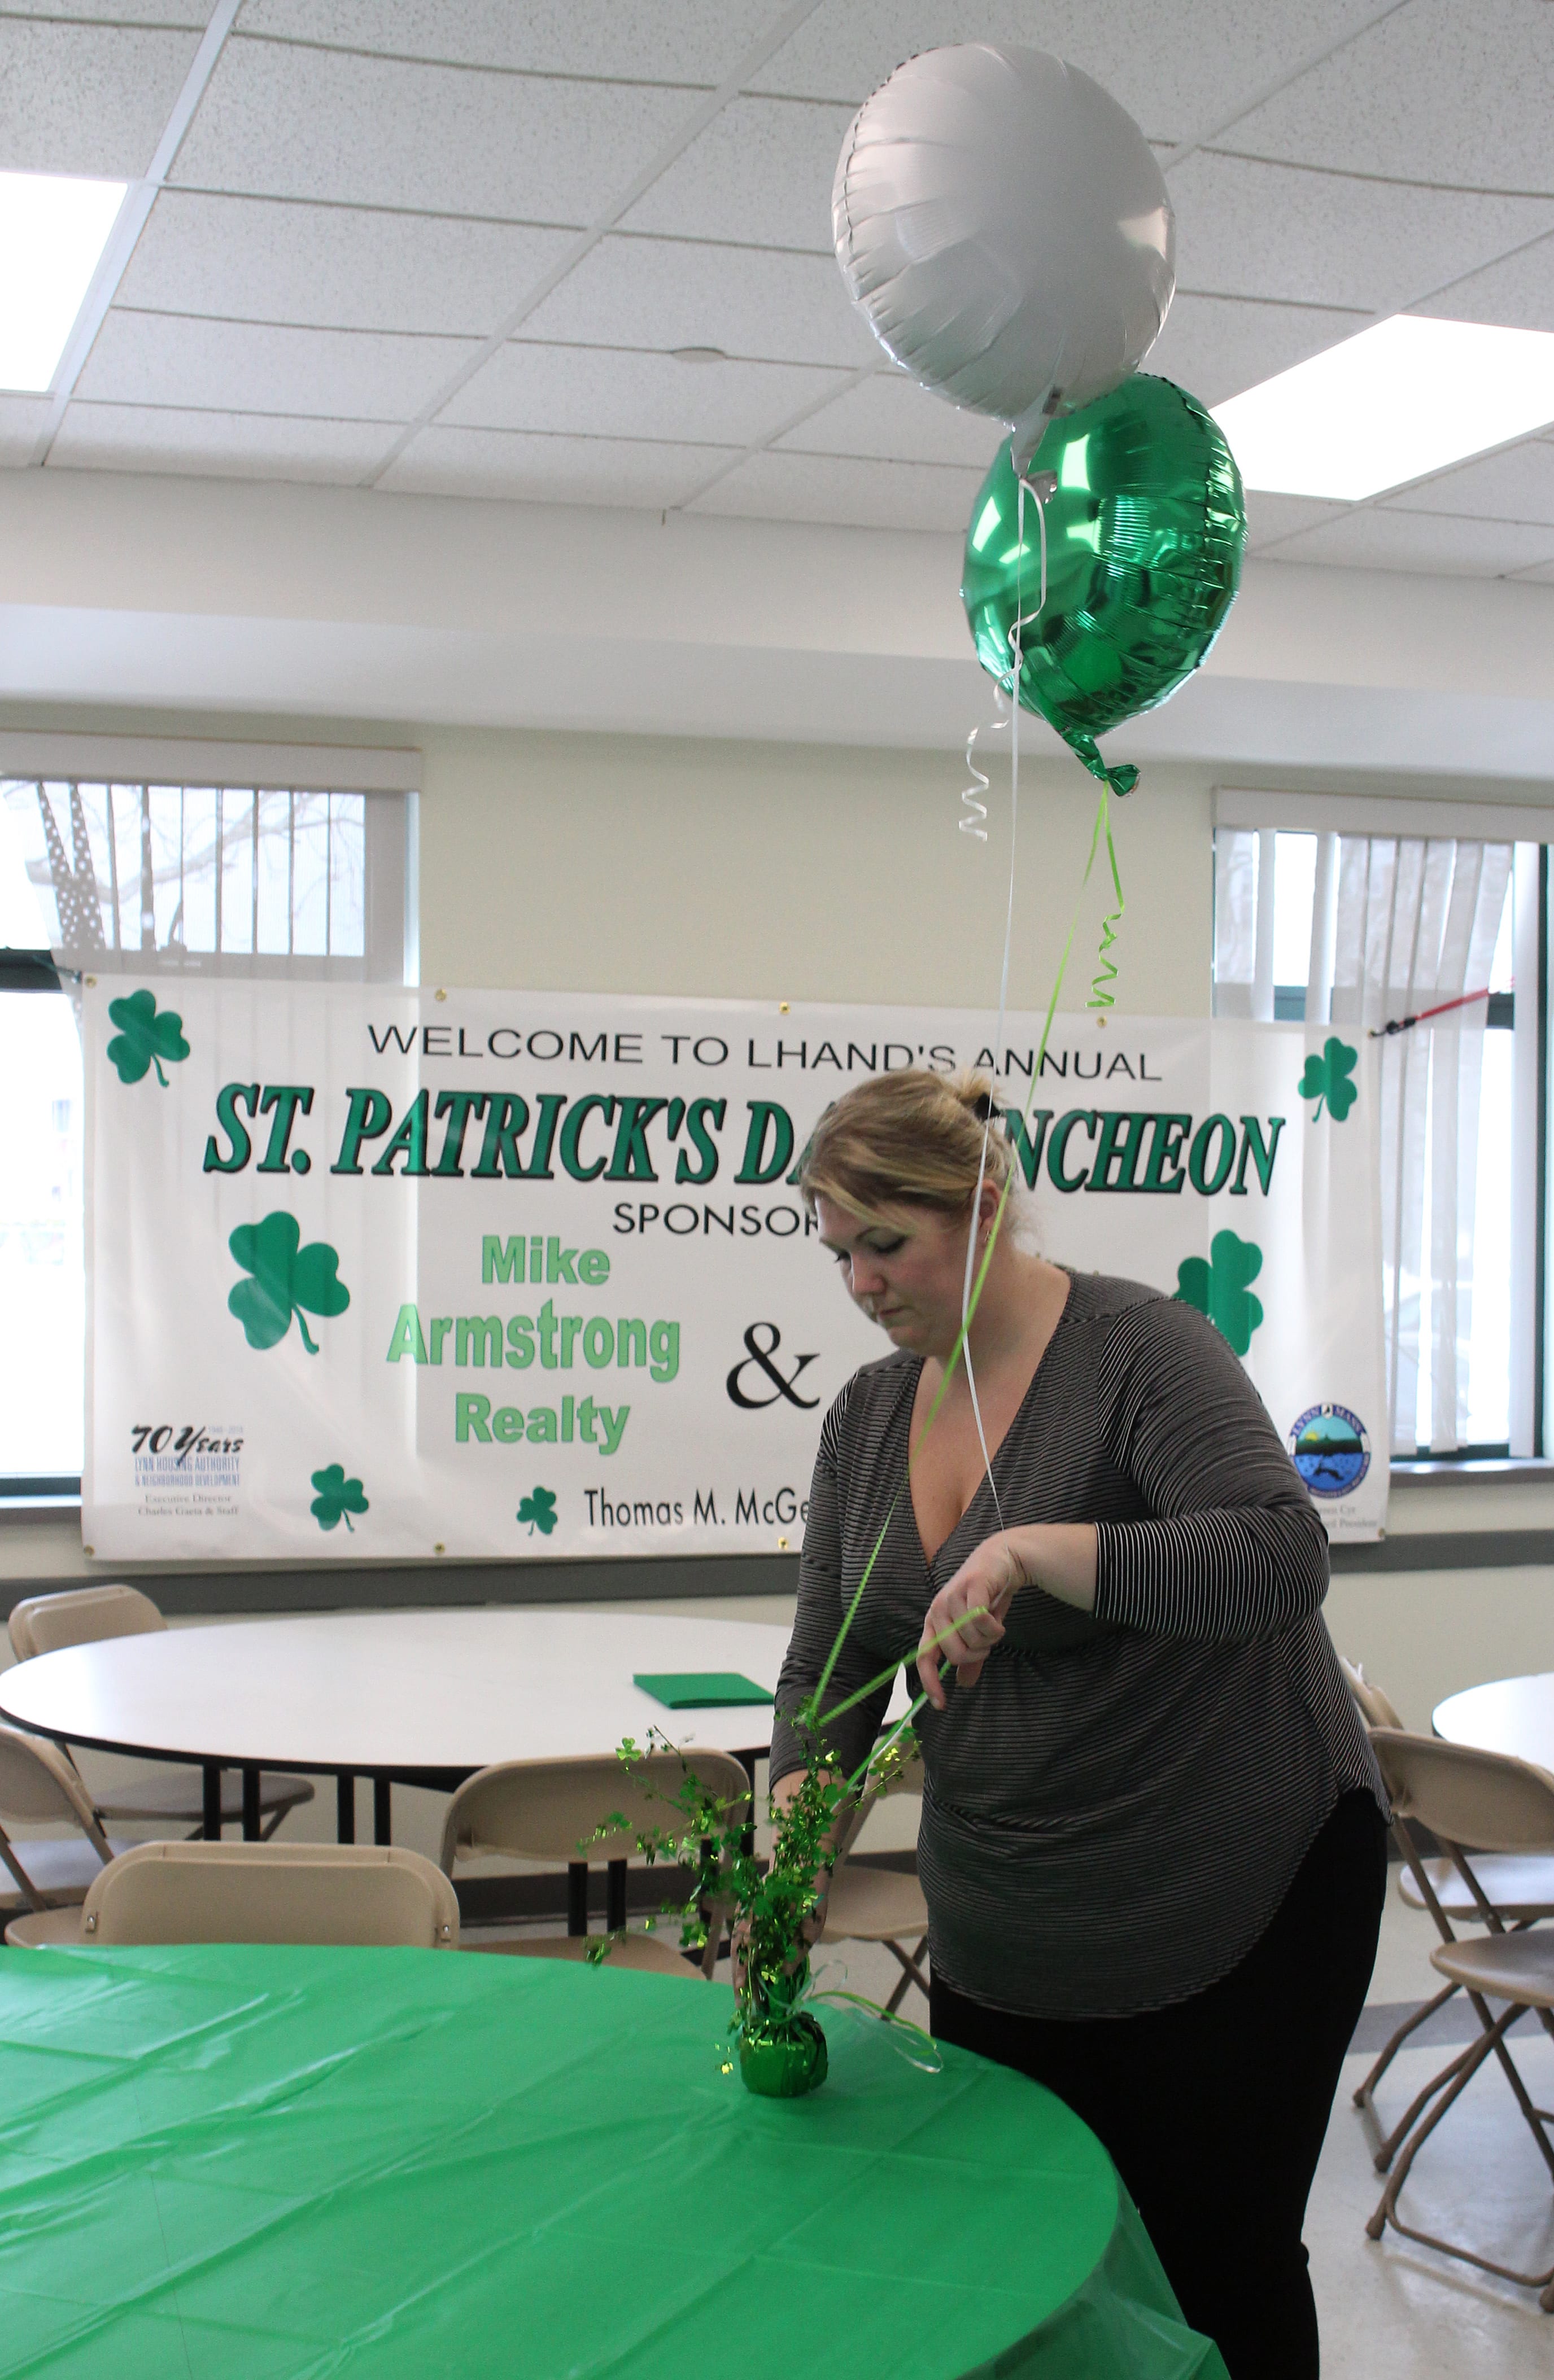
1212, 788, 1552, 1464
0, 734, 420, 1500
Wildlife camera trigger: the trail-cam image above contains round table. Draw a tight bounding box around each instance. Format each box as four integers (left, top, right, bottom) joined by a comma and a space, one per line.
0, 1609, 801, 1851
1434, 1670, 1554, 1770
0, 1944, 1226, 2380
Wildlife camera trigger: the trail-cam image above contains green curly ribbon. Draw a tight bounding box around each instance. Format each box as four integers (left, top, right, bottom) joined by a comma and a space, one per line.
1086, 785, 1127, 1013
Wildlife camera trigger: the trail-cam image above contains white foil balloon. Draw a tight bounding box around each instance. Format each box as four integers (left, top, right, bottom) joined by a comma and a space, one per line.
833, 43, 1175, 462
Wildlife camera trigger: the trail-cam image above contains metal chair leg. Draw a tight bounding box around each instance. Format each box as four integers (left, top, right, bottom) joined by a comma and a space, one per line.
881, 1935, 929, 2018
1367, 1996, 1554, 2305
1353, 1979, 1459, 2108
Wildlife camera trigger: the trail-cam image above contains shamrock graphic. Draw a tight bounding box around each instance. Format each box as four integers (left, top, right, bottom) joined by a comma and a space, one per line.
228, 1212, 350, 1354
1298, 1035, 1359, 1122
1175, 1229, 1265, 1358
517, 1486, 558, 1538
106, 988, 190, 1087
310, 1464, 368, 1533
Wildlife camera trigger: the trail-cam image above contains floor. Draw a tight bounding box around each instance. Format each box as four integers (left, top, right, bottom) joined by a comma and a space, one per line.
469, 1879, 1554, 2375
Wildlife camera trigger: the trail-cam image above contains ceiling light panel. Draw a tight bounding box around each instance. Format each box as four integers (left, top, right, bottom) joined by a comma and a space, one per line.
0, 170, 125, 392
1213, 317, 1554, 501
1143, 293, 1367, 410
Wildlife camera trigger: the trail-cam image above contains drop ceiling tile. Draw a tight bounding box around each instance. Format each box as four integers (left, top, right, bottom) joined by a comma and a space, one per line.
237, 0, 775, 83
750, 0, 1382, 144
0, 393, 50, 466
1265, 508, 1554, 576
0, 16, 200, 176
1142, 293, 1365, 407
620, 97, 857, 254
1415, 232, 1554, 335
1227, 0, 1554, 195
1385, 438, 1554, 526
780, 372, 1004, 469
1166, 151, 1554, 313
48, 403, 390, 481
381, 426, 732, 508
75, 312, 477, 419
522, 234, 881, 368
1242, 491, 1352, 549
687, 449, 984, 533
170, 35, 691, 221
117, 193, 575, 338
0, 1, 213, 19
440, 342, 848, 447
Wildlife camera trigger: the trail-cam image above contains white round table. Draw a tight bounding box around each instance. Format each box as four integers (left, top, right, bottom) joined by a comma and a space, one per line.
1434, 1672, 1554, 1771
0, 1610, 802, 1850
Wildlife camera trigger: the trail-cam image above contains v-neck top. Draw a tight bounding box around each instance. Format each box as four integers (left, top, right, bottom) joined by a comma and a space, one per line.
770, 1270, 1385, 2019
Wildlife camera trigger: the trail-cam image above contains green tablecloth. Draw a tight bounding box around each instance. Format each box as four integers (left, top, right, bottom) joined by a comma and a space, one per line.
0, 1944, 1228, 2379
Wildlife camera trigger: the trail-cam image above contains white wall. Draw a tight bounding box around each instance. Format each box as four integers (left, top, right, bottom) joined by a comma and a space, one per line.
414, 725, 1212, 1010
1, 688, 1549, 1720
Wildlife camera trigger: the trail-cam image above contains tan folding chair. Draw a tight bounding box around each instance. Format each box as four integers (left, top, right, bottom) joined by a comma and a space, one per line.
10, 1839, 459, 1950
439, 1750, 750, 1979
820, 1746, 929, 2015
0, 1726, 135, 1943
1341, 1657, 1554, 2165
7, 1586, 313, 1838
1365, 1729, 1554, 2311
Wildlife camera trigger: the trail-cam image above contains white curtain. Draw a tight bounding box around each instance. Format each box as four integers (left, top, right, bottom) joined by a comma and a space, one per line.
1214, 827, 1511, 1453
1320, 838, 1511, 1453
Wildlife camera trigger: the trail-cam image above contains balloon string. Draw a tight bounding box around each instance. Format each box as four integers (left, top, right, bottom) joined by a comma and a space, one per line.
1086, 785, 1126, 1010
958, 698, 1006, 842
959, 456, 1049, 1535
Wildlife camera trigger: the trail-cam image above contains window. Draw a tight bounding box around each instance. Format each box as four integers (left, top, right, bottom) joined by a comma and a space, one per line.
0, 741, 416, 1493
1213, 819, 1539, 1459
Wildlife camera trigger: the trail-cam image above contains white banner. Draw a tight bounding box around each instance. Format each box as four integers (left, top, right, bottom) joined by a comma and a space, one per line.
84, 984, 1387, 1560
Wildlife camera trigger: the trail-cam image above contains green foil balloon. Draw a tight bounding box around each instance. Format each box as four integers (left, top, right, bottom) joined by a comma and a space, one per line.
961, 373, 1245, 795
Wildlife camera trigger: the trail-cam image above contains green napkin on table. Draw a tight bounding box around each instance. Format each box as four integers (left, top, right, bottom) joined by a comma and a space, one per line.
634, 1672, 774, 1710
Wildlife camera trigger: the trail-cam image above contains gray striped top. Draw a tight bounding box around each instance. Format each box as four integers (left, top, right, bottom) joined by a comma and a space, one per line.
770, 1269, 1386, 2019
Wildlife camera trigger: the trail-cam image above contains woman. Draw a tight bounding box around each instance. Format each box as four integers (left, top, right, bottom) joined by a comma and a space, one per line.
770, 1068, 1386, 2380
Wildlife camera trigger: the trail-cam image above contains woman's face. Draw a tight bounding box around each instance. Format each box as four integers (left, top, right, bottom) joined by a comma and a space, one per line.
814, 1192, 978, 1357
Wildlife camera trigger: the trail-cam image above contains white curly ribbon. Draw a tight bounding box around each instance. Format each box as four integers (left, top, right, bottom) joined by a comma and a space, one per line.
959, 695, 1007, 841
959, 455, 1051, 1533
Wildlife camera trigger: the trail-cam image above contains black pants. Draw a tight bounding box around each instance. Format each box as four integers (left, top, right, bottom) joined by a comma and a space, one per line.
929, 1790, 1386, 2380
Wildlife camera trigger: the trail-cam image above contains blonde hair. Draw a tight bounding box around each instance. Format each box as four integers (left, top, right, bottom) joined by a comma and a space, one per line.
798, 1069, 1016, 1223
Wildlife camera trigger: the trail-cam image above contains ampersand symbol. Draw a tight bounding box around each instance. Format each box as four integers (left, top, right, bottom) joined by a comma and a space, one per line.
726, 1322, 820, 1411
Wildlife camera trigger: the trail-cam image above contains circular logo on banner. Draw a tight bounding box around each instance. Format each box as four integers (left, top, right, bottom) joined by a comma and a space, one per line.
1289, 1403, 1371, 1498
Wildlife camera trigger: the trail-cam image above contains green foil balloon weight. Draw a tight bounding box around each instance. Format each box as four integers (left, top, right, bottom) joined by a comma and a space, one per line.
739, 2009, 829, 2099
737, 1961, 828, 2099
961, 373, 1245, 795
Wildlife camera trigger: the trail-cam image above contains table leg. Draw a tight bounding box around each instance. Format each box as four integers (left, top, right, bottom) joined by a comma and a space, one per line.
567, 1864, 588, 1937
373, 1778, 391, 1845
606, 1860, 627, 1933
202, 1765, 222, 1841
241, 1766, 260, 1841
337, 1773, 356, 1844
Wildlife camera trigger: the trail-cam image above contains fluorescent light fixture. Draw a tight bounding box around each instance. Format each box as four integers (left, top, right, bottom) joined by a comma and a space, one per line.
1213, 316, 1554, 501
0, 171, 127, 393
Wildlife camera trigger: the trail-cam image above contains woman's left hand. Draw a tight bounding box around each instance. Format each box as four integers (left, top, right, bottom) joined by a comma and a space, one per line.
915, 1534, 1029, 1709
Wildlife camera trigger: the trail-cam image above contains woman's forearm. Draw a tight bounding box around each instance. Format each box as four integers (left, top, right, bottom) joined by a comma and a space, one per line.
1006, 1521, 1099, 1613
